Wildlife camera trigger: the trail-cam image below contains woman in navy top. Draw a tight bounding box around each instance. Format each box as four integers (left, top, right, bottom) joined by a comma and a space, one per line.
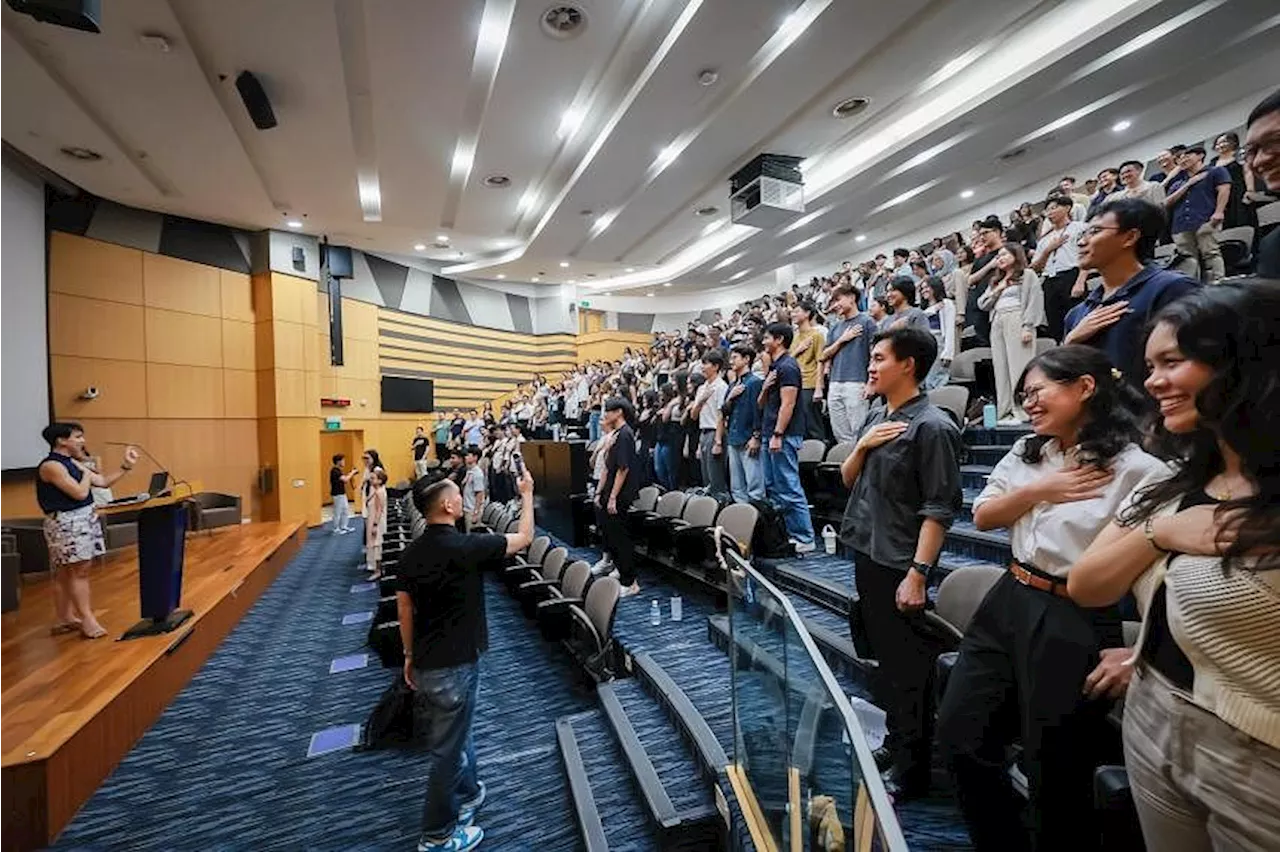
36, 422, 138, 638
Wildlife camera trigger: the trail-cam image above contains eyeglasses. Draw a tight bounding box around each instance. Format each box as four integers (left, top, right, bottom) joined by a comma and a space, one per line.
1080, 225, 1121, 239
1014, 383, 1054, 407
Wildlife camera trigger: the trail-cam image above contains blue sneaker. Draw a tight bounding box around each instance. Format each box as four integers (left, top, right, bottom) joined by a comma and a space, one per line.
416, 825, 483, 852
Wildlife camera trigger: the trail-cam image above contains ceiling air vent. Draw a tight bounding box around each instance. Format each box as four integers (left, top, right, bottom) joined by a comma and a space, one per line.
541, 5, 586, 39
998, 146, 1028, 162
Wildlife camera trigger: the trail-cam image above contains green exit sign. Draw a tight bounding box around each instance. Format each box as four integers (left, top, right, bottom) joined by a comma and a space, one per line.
579, 300, 591, 308
324, 417, 342, 431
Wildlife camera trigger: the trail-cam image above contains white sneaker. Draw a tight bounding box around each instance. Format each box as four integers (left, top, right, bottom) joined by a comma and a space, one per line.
590, 557, 613, 576
618, 582, 641, 597
606, 569, 620, 580
793, 541, 816, 554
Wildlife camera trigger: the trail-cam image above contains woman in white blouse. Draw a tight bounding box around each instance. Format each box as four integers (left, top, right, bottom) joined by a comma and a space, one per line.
977, 244, 1045, 423
920, 276, 956, 389
1068, 282, 1280, 852
936, 345, 1166, 852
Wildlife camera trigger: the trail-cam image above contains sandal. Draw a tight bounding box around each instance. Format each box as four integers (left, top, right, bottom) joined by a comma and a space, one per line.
79, 623, 109, 640
51, 621, 82, 635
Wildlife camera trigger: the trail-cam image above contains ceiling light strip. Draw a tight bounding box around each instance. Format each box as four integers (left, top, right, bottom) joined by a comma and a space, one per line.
444, 0, 703, 276
441, 0, 517, 227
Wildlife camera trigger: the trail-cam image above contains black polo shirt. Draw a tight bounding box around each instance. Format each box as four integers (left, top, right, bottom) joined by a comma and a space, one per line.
329, 466, 345, 497
602, 423, 639, 509
396, 524, 506, 669
412, 436, 429, 461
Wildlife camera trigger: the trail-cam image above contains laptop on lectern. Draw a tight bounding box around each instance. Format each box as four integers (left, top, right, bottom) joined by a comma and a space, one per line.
106, 471, 172, 506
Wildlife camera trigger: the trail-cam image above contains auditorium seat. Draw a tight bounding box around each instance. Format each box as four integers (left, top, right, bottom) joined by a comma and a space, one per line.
695, 504, 757, 586
928, 565, 1004, 705
1218, 225, 1254, 274
503, 537, 554, 589
797, 439, 827, 494
811, 441, 855, 512
663, 495, 720, 562
1094, 766, 1146, 852
633, 491, 688, 552
514, 547, 569, 616
534, 560, 592, 640
565, 576, 621, 681
928, 385, 971, 430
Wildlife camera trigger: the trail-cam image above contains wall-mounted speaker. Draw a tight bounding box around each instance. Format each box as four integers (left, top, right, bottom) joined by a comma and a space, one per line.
235, 71, 278, 130
291, 246, 305, 271
320, 244, 353, 279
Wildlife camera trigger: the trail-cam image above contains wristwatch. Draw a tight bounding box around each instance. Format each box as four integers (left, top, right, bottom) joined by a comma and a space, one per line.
772, 431, 785, 437
910, 561, 934, 581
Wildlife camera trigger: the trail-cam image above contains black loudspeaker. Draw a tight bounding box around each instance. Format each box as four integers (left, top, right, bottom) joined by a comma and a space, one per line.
235, 71, 278, 130
291, 246, 305, 271
5, 0, 100, 32
321, 244, 353, 279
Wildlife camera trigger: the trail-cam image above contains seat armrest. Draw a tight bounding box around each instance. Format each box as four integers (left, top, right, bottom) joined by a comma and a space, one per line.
536, 597, 584, 614
517, 578, 560, 593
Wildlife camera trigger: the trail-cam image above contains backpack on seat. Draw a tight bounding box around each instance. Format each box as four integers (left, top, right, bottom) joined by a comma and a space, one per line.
749, 499, 793, 558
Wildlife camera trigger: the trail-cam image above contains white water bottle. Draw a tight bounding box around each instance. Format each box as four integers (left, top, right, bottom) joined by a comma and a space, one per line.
670, 595, 683, 622
650, 599, 661, 626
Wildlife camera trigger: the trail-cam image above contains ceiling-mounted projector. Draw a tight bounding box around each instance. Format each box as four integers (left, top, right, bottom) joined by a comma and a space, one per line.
729, 154, 804, 228
4, 0, 101, 32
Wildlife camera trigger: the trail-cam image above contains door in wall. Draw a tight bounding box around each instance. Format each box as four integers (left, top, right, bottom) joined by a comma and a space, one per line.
318, 430, 364, 510
579, 308, 605, 334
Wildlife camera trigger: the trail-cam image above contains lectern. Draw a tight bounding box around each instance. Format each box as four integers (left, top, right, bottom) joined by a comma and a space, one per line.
99, 482, 200, 640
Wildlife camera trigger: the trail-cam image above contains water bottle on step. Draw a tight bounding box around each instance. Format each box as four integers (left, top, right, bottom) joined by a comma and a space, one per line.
650, 600, 661, 626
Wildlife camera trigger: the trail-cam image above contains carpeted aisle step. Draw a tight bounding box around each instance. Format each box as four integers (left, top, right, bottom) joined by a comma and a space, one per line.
564, 709, 661, 852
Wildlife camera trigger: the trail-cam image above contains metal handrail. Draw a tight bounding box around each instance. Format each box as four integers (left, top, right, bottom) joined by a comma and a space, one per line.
726, 549, 910, 852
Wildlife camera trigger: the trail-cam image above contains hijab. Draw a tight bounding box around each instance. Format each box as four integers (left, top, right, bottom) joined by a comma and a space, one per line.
930, 247, 957, 280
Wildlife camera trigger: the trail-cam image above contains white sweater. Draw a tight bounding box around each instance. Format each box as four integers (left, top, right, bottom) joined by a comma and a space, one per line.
1129, 499, 1280, 750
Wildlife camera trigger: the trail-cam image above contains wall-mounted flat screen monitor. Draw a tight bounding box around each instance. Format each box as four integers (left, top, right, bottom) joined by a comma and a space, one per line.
381, 376, 434, 413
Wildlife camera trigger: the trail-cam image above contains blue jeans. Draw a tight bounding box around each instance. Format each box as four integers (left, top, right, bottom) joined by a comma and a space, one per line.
415, 660, 482, 839
761, 434, 815, 545
588, 411, 602, 442
654, 442, 678, 490
727, 444, 765, 503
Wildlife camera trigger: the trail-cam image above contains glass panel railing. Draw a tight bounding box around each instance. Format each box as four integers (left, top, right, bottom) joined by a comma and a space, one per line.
726, 551, 908, 852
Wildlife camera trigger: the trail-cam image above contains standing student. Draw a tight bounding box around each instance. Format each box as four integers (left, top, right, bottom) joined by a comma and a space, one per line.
36, 423, 138, 639
412, 426, 430, 480
719, 344, 765, 503
1065, 199, 1199, 390
936, 346, 1165, 851
1165, 146, 1231, 283
397, 470, 536, 852
920, 277, 957, 390
1067, 282, 1280, 852
364, 468, 388, 580
690, 349, 729, 498
790, 301, 828, 441
1030, 195, 1088, 342
434, 415, 451, 461
759, 322, 817, 552
838, 327, 962, 799
596, 398, 641, 597
460, 446, 487, 532
979, 244, 1045, 424
821, 284, 878, 443
330, 453, 357, 534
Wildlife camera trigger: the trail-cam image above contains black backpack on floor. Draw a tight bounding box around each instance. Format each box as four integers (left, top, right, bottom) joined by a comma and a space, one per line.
749, 499, 793, 559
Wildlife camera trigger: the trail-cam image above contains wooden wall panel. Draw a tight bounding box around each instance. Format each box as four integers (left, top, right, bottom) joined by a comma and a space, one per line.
50, 357, 148, 420
255, 370, 277, 419
273, 369, 308, 418
269, 274, 313, 325
343, 299, 379, 341
219, 270, 255, 322
144, 309, 223, 368
142, 253, 221, 316
272, 321, 305, 371
273, 418, 321, 526
254, 322, 275, 370
48, 233, 143, 305
221, 320, 256, 370
146, 365, 224, 419
48, 295, 146, 362
223, 369, 257, 419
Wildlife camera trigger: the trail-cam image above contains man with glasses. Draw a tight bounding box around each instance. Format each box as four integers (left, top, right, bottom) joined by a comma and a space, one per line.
1063, 198, 1199, 389
1245, 89, 1280, 277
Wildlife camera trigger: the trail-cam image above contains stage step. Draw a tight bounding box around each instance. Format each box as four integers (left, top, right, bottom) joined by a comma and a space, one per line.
600, 680, 725, 850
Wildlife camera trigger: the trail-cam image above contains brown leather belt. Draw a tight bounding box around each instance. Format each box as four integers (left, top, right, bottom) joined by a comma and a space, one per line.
1009, 561, 1071, 598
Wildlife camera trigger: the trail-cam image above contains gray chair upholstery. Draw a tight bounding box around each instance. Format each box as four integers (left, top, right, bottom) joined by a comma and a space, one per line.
927, 565, 1004, 642
1034, 337, 1057, 357
798, 440, 827, 464
190, 492, 242, 530
715, 503, 758, 555
928, 385, 971, 428
823, 441, 856, 466
560, 561, 591, 599
633, 486, 660, 514
949, 347, 992, 384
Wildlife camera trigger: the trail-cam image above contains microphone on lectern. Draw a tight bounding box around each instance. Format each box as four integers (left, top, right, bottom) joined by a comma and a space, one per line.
103, 442, 173, 488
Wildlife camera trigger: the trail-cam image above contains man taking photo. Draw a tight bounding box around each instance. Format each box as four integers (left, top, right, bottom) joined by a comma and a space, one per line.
396, 469, 535, 852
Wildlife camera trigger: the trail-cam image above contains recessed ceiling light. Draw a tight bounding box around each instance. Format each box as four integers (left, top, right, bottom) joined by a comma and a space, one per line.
531, 276, 540, 282
414, 243, 427, 251
855, 234, 867, 242
1112, 119, 1132, 132
286, 220, 303, 229
437, 234, 450, 242
559, 261, 570, 268
695, 205, 719, 217
59, 146, 103, 161
567, 279, 577, 284
625, 267, 635, 273
663, 282, 672, 287
831, 96, 871, 119
482, 174, 511, 188
647, 292, 655, 297
697, 68, 719, 87
557, 106, 585, 140
960, 189, 975, 199
496, 274, 506, 279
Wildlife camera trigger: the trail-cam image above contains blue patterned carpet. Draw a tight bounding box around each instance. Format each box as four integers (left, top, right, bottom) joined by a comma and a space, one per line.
54, 522, 594, 851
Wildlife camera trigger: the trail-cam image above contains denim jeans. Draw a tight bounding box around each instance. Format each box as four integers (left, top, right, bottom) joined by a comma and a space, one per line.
654, 442, 678, 490
761, 433, 815, 545
727, 444, 765, 503
588, 411, 602, 442
415, 660, 482, 839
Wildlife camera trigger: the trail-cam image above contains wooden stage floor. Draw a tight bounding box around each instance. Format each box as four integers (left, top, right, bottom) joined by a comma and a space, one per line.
1, 520, 305, 851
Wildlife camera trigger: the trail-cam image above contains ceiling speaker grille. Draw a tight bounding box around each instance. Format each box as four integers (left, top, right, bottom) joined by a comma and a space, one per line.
541, 5, 586, 39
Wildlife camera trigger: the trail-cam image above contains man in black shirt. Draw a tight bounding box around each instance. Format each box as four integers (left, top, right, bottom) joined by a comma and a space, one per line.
329, 453, 356, 535
964, 217, 1006, 347
412, 426, 430, 480
839, 327, 962, 799
395, 468, 535, 852
597, 397, 641, 597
